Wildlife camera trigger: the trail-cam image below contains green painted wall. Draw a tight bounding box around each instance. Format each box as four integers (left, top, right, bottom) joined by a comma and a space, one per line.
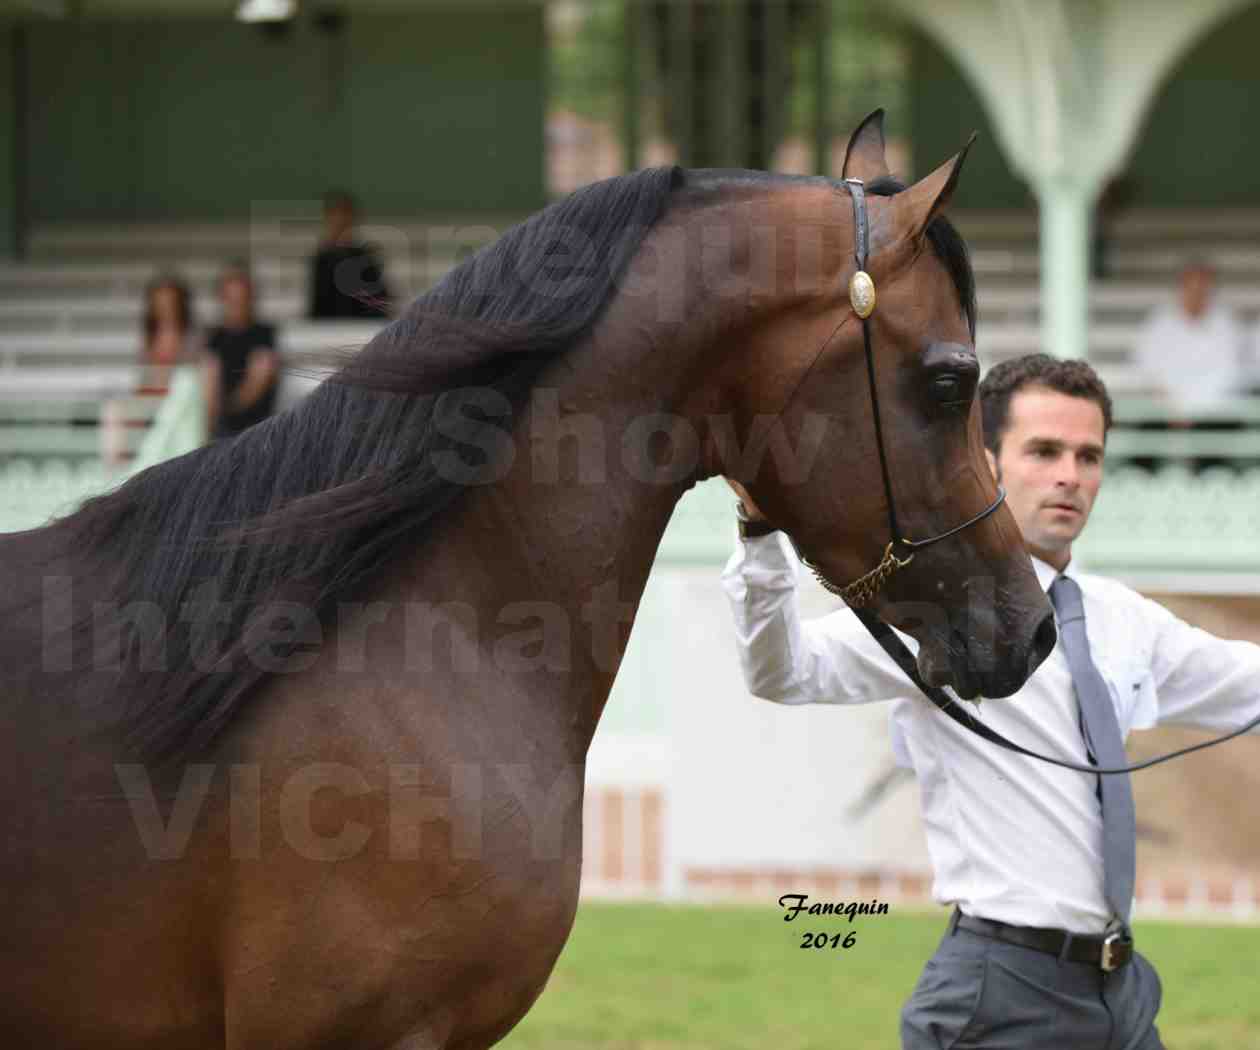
345, 11, 545, 215
907, 4, 1260, 210
1126, 3, 1260, 207
905, 27, 1029, 210
24, 9, 545, 222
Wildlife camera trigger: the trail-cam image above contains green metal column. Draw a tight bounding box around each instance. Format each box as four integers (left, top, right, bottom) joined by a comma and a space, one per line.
1038, 175, 1096, 360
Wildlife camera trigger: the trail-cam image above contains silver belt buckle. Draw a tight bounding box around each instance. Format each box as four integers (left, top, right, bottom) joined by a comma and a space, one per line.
1100, 929, 1133, 972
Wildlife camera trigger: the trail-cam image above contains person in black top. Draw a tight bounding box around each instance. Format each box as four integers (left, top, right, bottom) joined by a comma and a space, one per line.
203, 262, 280, 439
308, 189, 391, 319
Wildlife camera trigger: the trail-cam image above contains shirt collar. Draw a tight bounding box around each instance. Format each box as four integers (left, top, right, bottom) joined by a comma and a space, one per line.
1030, 553, 1076, 594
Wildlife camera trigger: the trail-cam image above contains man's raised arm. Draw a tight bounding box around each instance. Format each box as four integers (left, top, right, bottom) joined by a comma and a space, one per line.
721, 527, 919, 707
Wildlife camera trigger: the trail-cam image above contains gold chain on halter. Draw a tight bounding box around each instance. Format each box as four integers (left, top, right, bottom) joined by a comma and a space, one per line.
834, 542, 915, 608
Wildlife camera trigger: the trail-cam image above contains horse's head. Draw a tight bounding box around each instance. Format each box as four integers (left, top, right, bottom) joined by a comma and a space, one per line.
713, 112, 1054, 699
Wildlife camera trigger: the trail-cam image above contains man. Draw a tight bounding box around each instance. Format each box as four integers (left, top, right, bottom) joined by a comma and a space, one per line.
1132, 260, 1247, 472
308, 189, 392, 319
203, 263, 280, 439
723, 353, 1260, 1049
1133, 260, 1246, 421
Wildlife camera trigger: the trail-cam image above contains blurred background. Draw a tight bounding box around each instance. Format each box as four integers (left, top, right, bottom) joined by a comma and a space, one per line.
3, 1, 1260, 1031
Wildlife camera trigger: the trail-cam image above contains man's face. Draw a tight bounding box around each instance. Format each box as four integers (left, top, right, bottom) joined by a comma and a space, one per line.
1180, 266, 1214, 318
986, 387, 1105, 570
220, 275, 252, 325
325, 202, 354, 240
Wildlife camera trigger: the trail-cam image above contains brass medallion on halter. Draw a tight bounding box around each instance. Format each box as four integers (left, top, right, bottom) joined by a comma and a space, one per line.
849, 270, 876, 319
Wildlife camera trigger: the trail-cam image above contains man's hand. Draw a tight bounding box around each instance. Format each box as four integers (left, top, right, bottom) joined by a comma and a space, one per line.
725, 478, 767, 522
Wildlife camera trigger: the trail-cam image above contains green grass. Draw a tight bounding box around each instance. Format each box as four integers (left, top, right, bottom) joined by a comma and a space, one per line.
500, 901, 1260, 1050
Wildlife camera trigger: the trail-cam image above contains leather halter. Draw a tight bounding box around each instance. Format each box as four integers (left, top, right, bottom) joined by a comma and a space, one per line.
805, 177, 1006, 608
831, 182, 1260, 776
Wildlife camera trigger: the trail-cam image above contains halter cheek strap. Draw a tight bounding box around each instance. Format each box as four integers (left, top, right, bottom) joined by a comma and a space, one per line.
800, 178, 1005, 609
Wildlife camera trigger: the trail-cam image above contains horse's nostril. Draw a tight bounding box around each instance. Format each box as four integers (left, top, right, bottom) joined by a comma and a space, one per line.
1031, 611, 1057, 668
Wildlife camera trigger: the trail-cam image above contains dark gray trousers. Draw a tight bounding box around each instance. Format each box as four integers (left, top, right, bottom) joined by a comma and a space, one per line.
900, 914, 1165, 1050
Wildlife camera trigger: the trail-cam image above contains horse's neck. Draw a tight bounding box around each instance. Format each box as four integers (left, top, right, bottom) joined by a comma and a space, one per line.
390, 183, 827, 732
396, 278, 727, 734
413, 337, 693, 731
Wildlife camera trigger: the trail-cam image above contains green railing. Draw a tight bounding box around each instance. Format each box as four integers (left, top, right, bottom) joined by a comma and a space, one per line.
0, 367, 204, 533
659, 462, 1260, 589
5, 379, 1258, 585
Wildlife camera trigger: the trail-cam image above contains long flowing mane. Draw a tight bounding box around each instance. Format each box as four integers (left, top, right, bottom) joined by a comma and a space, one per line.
28, 166, 684, 762
13, 166, 975, 766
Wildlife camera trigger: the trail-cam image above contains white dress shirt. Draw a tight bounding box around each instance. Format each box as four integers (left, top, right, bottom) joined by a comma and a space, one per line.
722, 532, 1260, 933
1133, 302, 1246, 414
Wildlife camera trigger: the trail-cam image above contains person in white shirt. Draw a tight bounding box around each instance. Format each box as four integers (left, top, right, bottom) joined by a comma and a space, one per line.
723, 353, 1260, 1049
1133, 260, 1246, 421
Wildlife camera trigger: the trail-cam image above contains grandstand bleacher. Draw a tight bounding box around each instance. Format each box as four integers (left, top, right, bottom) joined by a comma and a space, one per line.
3, 207, 1260, 483
5, 209, 1260, 369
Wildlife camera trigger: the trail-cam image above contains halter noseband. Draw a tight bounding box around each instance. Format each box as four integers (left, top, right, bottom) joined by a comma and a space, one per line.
806, 177, 1006, 608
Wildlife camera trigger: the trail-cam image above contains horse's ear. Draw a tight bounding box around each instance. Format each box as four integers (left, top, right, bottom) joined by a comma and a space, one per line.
895, 133, 976, 237
841, 109, 890, 182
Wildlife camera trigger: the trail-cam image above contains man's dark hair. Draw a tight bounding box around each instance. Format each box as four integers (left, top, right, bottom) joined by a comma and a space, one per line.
980, 353, 1113, 453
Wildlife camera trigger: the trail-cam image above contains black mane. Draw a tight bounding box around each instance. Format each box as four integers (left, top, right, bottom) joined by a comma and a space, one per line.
43, 166, 683, 762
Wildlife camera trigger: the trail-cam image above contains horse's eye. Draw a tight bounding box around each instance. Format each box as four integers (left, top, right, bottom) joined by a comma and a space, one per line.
930, 371, 974, 411
922, 343, 978, 413
933, 374, 962, 402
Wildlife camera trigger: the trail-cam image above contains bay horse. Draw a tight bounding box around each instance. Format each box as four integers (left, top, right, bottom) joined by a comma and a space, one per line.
0, 113, 1054, 1048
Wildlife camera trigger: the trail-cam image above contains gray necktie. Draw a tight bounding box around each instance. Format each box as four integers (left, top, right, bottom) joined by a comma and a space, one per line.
1049, 575, 1137, 926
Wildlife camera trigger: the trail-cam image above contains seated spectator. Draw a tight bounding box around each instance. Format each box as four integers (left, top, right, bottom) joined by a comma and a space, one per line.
1134, 259, 1245, 420
103, 274, 201, 466
308, 189, 391, 319
138, 273, 200, 395
1131, 260, 1247, 472
203, 262, 281, 440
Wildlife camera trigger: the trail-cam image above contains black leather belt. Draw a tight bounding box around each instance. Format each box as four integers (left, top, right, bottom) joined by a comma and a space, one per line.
954, 911, 1133, 972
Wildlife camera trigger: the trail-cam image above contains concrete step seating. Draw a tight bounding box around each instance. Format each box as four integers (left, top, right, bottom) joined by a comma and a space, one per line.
953, 208, 1260, 240
4, 207, 1257, 539
0, 257, 450, 302
7, 280, 1260, 334
977, 285, 1260, 327
3, 209, 1258, 404
0, 320, 383, 369
0, 317, 1177, 394
3, 283, 1258, 347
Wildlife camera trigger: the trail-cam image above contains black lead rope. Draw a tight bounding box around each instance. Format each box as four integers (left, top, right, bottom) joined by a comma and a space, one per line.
853, 607, 1260, 775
